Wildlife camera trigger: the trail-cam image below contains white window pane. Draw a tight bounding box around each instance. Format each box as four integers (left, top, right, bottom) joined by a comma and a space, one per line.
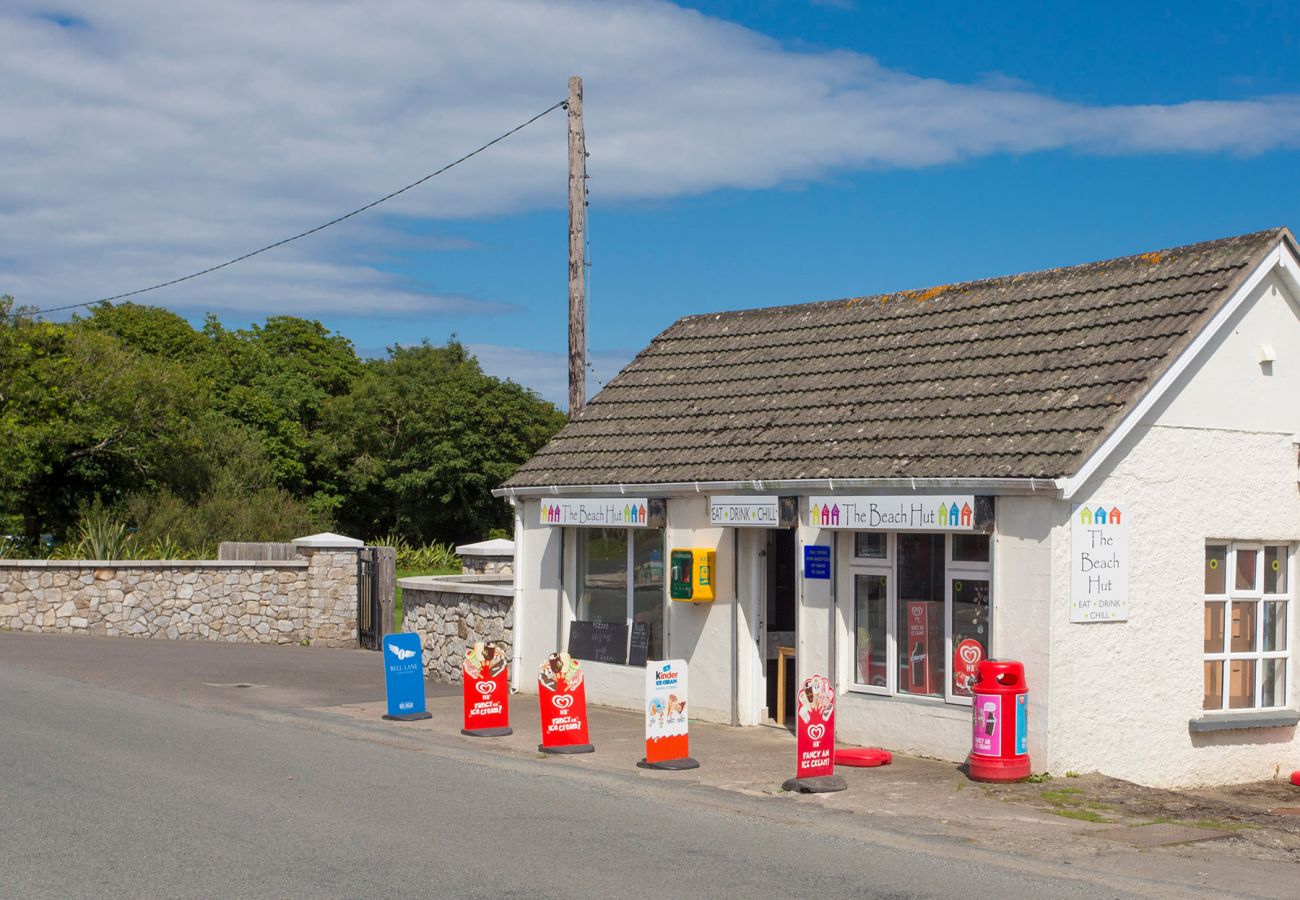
1205, 545, 1227, 594
854, 574, 887, 686
854, 532, 886, 559
1264, 546, 1288, 595
577, 528, 628, 624
1204, 601, 1226, 653
1228, 659, 1256, 709
632, 531, 663, 661
1262, 659, 1287, 708
951, 578, 989, 697
1235, 548, 1258, 592
1230, 601, 1258, 653
897, 534, 944, 697
1263, 601, 1287, 653
1203, 661, 1223, 710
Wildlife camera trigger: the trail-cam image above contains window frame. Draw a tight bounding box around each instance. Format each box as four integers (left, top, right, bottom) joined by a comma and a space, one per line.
1204, 541, 1292, 713
573, 526, 666, 666
847, 530, 992, 706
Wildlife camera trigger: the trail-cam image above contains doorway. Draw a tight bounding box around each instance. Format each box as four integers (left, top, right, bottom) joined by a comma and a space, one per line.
763, 529, 797, 729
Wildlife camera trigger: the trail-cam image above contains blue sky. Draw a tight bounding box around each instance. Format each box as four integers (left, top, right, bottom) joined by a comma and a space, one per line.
5, 1, 1300, 404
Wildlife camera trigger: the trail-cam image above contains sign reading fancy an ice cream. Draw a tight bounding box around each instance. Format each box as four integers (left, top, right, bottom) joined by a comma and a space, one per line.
795, 674, 836, 779
537, 652, 594, 753
643, 659, 692, 766
461, 642, 511, 736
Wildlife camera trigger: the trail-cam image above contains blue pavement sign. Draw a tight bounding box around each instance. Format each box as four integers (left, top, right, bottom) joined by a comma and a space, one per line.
382, 633, 431, 721
803, 545, 831, 580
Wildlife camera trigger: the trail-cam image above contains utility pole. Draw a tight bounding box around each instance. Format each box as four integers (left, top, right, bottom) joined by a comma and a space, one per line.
567, 75, 586, 418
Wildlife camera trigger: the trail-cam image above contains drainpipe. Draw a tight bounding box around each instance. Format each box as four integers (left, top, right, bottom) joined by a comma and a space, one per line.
730, 528, 739, 727
511, 499, 523, 693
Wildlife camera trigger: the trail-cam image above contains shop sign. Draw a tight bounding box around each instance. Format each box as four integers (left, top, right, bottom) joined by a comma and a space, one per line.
807, 496, 976, 531
462, 642, 510, 733
382, 632, 428, 718
1070, 501, 1129, 622
541, 497, 649, 527
803, 544, 831, 579
645, 659, 690, 764
709, 495, 780, 527
538, 652, 591, 748
795, 674, 836, 779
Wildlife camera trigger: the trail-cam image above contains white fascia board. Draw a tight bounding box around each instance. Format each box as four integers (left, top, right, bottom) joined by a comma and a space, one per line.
493, 477, 1058, 500
1058, 241, 1289, 500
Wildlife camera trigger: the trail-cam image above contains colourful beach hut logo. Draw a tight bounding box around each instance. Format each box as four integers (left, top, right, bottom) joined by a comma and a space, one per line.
1079, 505, 1122, 526
809, 503, 840, 526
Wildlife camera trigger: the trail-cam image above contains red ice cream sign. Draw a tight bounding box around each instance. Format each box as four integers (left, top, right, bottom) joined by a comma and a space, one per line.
462, 642, 510, 733
538, 653, 591, 748
795, 674, 835, 779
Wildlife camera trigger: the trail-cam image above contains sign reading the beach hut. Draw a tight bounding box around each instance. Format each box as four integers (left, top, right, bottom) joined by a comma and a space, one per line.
1070, 502, 1129, 622
709, 495, 780, 527
540, 498, 649, 527
807, 496, 976, 531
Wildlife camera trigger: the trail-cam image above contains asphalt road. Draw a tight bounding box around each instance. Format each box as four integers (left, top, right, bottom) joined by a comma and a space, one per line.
0, 634, 1276, 898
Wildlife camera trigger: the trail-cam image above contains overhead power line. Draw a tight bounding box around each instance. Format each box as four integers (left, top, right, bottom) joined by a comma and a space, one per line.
30, 99, 568, 317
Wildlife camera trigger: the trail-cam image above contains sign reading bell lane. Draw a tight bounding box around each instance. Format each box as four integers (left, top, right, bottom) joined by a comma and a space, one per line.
541, 498, 649, 527
709, 495, 780, 527
807, 496, 976, 531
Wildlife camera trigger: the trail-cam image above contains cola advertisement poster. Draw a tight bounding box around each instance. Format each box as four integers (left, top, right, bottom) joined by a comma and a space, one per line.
462, 642, 511, 733
644, 659, 690, 764
795, 674, 835, 779
538, 652, 591, 748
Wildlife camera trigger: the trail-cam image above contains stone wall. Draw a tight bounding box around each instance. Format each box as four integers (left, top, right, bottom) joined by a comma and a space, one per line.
0, 544, 360, 648
400, 575, 513, 683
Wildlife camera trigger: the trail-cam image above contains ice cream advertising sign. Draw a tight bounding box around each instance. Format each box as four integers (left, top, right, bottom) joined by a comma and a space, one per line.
1070, 502, 1129, 622
795, 674, 836, 779
461, 642, 511, 736
537, 652, 593, 752
644, 660, 690, 764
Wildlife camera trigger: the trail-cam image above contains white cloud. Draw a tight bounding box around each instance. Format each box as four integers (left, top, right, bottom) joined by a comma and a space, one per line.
3, 0, 1300, 318
467, 342, 637, 408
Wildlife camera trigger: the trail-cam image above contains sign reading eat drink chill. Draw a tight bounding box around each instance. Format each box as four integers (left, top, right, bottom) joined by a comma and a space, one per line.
806, 496, 976, 531
1070, 502, 1129, 622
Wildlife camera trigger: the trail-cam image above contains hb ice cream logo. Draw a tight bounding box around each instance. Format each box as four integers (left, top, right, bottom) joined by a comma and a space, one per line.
551, 693, 574, 710
807, 724, 825, 742
476, 681, 497, 697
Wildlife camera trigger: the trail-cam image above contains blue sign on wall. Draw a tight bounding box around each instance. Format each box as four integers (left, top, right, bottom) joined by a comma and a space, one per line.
803, 545, 831, 580
382, 633, 431, 721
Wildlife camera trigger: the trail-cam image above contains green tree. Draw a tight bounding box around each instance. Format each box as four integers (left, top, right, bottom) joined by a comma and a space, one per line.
316, 340, 564, 544
0, 299, 203, 540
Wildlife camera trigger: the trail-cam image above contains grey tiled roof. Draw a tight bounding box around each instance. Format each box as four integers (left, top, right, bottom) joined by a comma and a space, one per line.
504, 228, 1289, 489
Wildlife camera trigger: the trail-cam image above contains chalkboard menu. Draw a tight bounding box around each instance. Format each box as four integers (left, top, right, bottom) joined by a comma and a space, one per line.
567, 620, 628, 665
627, 622, 649, 668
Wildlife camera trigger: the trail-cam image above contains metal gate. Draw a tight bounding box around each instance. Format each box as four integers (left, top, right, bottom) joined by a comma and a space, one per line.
357, 547, 381, 650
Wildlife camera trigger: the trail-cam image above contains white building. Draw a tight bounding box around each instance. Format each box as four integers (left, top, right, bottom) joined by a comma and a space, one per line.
495, 228, 1300, 788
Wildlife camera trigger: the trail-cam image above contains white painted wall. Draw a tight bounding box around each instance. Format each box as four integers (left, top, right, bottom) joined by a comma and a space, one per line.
663, 496, 734, 723
1047, 270, 1300, 787
513, 499, 563, 695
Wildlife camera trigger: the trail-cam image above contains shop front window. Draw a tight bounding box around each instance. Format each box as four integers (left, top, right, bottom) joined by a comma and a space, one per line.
575, 528, 664, 665
1204, 542, 1291, 711
849, 531, 991, 704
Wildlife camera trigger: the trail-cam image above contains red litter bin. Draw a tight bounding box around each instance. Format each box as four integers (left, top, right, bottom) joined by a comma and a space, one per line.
967, 660, 1031, 782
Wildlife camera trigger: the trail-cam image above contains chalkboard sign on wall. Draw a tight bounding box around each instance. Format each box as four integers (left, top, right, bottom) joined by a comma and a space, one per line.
568, 620, 629, 665
627, 622, 649, 668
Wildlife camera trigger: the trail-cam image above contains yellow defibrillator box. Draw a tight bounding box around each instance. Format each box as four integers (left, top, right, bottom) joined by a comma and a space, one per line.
670, 548, 715, 602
